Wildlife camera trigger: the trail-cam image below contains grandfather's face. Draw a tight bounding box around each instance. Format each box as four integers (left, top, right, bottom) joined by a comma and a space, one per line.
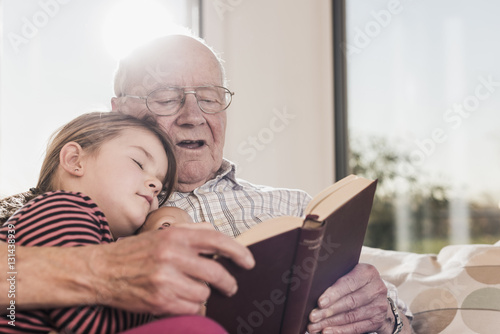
112, 38, 227, 193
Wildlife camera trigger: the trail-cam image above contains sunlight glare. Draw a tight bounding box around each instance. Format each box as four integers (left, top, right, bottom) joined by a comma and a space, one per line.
102, 0, 188, 61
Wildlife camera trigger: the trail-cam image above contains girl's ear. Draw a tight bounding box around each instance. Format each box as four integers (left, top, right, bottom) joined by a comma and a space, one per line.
59, 142, 85, 176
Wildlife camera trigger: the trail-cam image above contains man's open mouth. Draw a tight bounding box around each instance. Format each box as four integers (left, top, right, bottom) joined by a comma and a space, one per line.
177, 140, 206, 149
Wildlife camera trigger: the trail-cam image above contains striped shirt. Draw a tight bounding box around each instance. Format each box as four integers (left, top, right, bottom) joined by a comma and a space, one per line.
165, 159, 412, 320
0, 191, 152, 334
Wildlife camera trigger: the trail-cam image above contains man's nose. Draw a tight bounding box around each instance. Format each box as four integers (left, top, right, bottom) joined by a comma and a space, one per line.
176, 92, 206, 126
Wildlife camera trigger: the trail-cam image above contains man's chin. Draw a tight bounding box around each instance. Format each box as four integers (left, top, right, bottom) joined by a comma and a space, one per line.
177, 163, 218, 192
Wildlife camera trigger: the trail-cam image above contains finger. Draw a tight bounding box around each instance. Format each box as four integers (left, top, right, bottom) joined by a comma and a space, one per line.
146, 279, 207, 316
147, 285, 207, 316
311, 281, 386, 323
325, 296, 388, 325
307, 267, 389, 333
177, 228, 255, 270
162, 270, 212, 304
154, 228, 252, 296
308, 315, 385, 334
316, 264, 382, 310
162, 297, 206, 316
168, 245, 241, 297
104, 250, 211, 314
154, 276, 211, 315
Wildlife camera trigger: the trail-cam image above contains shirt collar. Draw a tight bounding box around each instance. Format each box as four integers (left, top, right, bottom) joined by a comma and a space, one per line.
213, 159, 241, 187
176, 159, 242, 195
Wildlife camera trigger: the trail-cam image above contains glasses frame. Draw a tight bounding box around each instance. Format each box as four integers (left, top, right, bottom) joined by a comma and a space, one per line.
124, 85, 235, 116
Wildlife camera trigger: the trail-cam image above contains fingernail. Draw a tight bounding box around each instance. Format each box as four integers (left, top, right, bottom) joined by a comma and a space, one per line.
246, 255, 255, 267
228, 284, 238, 296
323, 329, 333, 334
310, 310, 320, 322
308, 323, 319, 332
319, 296, 329, 308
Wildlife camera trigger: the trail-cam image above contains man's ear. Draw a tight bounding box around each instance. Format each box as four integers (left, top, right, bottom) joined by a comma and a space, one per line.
59, 142, 85, 176
111, 97, 119, 111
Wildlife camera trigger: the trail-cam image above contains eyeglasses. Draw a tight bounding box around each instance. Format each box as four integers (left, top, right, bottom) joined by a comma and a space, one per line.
124, 86, 234, 116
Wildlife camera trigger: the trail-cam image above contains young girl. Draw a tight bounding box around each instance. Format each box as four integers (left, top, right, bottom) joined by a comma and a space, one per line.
0, 112, 177, 333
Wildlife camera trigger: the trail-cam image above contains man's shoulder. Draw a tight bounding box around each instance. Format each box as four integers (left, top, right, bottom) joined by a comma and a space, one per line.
236, 177, 310, 197
224, 159, 311, 195
231, 178, 313, 213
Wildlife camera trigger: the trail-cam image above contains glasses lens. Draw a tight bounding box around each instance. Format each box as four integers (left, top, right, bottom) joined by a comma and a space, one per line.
196, 87, 232, 113
147, 88, 183, 115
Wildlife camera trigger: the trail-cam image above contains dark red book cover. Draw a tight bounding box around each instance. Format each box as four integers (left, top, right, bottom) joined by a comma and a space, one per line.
279, 224, 325, 332
206, 176, 377, 334
206, 228, 302, 333
284, 181, 377, 333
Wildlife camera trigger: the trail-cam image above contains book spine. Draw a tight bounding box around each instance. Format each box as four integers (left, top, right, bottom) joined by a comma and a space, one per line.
280, 218, 325, 334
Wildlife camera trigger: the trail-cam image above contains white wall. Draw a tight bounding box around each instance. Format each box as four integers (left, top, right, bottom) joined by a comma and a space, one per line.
203, 0, 335, 196
0, 0, 334, 198
0, 0, 196, 197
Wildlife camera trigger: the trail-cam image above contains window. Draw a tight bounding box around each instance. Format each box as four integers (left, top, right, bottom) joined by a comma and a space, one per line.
344, 0, 500, 252
0, 0, 199, 197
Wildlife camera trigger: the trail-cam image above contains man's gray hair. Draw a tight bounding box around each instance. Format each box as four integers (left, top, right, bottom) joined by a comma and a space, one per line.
113, 33, 227, 97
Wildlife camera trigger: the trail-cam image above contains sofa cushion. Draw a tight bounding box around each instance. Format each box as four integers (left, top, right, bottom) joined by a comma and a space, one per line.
360, 241, 500, 334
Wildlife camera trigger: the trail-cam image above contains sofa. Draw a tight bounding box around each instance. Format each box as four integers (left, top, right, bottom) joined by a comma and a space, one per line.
360, 241, 500, 334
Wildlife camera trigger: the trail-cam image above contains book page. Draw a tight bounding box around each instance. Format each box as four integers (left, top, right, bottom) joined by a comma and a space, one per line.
306, 176, 374, 220
304, 174, 358, 214
235, 216, 303, 246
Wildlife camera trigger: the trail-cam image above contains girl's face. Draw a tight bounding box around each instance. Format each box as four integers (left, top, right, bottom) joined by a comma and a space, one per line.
79, 127, 169, 238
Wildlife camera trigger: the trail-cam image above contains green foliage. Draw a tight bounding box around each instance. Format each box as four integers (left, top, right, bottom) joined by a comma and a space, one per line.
350, 135, 450, 253
350, 135, 500, 253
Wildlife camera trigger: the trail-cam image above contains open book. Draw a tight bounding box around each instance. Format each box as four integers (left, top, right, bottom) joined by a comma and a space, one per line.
206, 175, 377, 334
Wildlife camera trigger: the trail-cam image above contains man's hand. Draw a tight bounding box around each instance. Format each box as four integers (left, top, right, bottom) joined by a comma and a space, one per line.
91, 227, 255, 315
8, 227, 254, 315
307, 263, 412, 334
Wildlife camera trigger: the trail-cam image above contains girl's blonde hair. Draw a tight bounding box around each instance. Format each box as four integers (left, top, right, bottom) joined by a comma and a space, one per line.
36, 112, 177, 204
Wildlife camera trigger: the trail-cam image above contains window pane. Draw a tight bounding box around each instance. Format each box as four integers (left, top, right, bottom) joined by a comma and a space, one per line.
345, 0, 500, 253
0, 0, 198, 197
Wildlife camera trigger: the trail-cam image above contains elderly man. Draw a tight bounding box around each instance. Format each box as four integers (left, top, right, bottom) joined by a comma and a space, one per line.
111, 35, 412, 334
0, 34, 412, 333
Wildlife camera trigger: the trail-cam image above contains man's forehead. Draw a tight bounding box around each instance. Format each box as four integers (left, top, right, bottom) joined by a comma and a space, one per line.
123, 72, 212, 96
123, 53, 222, 95
116, 35, 225, 96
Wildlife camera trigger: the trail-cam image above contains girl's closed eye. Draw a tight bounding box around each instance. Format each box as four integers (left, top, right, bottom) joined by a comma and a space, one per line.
132, 159, 144, 170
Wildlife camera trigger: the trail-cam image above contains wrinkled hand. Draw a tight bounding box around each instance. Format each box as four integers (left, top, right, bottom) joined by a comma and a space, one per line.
307, 263, 396, 334
91, 226, 254, 315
